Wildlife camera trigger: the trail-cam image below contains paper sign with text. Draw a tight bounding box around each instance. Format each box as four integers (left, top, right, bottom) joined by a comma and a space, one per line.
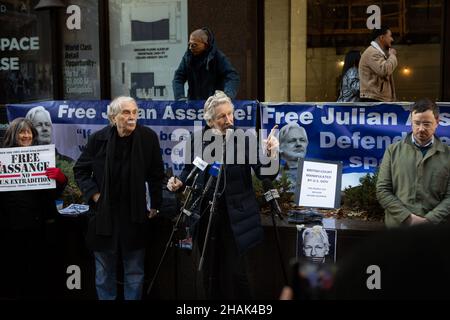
0, 144, 56, 192
295, 159, 342, 209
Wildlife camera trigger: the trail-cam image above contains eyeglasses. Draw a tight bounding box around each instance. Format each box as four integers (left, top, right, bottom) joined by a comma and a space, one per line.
412, 121, 434, 129
188, 42, 206, 49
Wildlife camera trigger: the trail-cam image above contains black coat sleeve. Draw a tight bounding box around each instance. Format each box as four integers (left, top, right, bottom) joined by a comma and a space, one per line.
243, 132, 279, 181
146, 131, 164, 210
172, 54, 188, 100
252, 157, 279, 182
73, 133, 100, 205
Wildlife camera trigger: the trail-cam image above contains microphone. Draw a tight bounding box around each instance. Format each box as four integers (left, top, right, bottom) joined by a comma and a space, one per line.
185, 156, 208, 183
262, 179, 284, 220
183, 162, 221, 217
201, 162, 221, 198
182, 172, 200, 218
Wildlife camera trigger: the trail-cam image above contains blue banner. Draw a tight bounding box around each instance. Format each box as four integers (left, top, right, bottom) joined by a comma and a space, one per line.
6, 100, 450, 182
261, 103, 450, 175
7, 100, 258, 175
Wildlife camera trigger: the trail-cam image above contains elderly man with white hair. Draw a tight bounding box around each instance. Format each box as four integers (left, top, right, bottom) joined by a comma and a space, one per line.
302, 226, 330, 264
73, 96, 164, 300
25, 105, 74, 163
167, 90, 279, 299
279, 122, 309, 170
25, 106, 52, 145
278, 122, 309, 186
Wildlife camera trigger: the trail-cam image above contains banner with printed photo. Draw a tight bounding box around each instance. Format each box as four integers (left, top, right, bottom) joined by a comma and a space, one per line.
261, 102, 450, 175
6, 100, 258, 176
0, 144, 56, 192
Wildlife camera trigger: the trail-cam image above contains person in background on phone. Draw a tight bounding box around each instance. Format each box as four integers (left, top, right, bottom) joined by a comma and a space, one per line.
337, 50, 361, 102
0, 118, 67, 299
359, 26, 397, 102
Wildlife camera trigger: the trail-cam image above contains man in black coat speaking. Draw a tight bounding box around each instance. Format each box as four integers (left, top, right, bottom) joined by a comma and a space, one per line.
172, 27, 240, 100
73, 96, 164, 300
167, 91, 279, 299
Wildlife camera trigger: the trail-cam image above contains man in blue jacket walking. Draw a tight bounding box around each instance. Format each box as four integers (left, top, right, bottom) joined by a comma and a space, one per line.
172, 27, 240, 100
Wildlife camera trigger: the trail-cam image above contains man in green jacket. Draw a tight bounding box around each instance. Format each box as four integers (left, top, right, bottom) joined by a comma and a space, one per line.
377, 98, 450, 227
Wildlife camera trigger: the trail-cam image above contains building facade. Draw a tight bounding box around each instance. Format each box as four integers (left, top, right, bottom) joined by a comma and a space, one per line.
0, 0, 449, 107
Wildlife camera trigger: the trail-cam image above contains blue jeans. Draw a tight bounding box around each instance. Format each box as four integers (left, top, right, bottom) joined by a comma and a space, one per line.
94, 249, 145, 300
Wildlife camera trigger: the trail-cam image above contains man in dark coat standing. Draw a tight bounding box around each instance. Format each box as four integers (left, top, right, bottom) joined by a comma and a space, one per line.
167, 91, 279, 299
73, 96, 164, 300
172, 28, 240, 100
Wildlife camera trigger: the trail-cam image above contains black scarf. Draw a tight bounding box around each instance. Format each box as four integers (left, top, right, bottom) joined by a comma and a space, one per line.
95, 126, 146, 236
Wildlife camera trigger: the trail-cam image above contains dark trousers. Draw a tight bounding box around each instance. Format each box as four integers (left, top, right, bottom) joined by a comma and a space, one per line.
194, 206, 252, 300
0, 228, 56, 300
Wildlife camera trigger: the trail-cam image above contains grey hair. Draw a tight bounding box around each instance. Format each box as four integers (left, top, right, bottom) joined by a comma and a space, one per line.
279, 122, 308, 145
107, 96, 137, 125
191, 29, 209, 44
203, 90, 234, 126
25, 106, 52, 124
3, 117, 38, 147
302, 226, 330, 253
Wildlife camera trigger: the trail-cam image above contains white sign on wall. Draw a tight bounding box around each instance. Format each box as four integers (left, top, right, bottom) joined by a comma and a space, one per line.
109, 0, 188, 100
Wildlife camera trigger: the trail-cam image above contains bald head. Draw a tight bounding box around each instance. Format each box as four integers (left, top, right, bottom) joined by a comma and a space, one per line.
191, 29, 208, 43
189, 29, 209, 56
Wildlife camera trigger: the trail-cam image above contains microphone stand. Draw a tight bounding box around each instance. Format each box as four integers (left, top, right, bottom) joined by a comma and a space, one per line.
197, 164, 223, 272
198, 142, 225, 298
267, 189, 288, 285
146, 173, 199, 296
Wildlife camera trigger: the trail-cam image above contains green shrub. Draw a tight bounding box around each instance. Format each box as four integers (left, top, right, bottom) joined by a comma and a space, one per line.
342, 172, 384, 221
253, 169, 295, 215
56, 158, 83, 206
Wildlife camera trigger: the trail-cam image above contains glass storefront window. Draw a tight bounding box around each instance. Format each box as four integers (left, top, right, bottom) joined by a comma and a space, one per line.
109, 0, 188, 100
306, 0, 442, 102
60, 0, 101, 100
0, 0, 53, 104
